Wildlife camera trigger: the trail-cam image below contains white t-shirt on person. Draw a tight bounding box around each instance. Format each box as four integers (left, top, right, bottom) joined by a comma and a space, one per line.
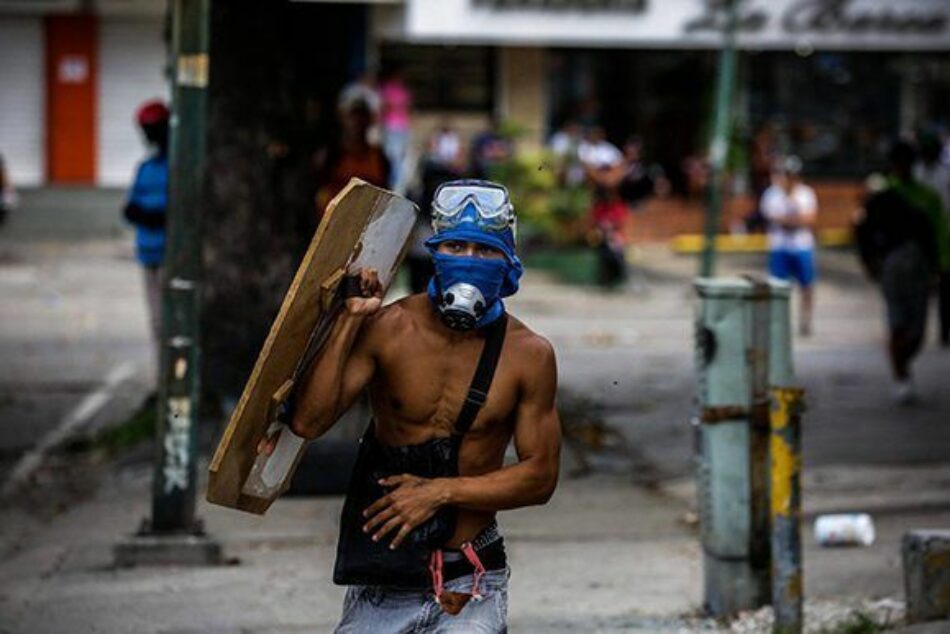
761, 183, 817, 251
578, 140, 623, 169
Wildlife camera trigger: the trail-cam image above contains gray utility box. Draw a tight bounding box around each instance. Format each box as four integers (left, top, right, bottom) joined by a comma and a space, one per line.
694, 277, 793, 616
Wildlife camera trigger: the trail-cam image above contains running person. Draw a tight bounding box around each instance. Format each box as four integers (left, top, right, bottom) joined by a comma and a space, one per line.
858, 141, 944, 404
261, 180, 561, 632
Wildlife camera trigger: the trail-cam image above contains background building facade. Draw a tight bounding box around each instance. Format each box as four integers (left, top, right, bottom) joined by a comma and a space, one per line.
0, 1, 168, 187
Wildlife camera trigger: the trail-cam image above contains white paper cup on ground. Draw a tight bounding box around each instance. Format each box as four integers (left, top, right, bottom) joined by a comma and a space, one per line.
814, 513, 876, 547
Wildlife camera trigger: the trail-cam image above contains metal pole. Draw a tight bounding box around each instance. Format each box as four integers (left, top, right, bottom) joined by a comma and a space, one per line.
700, 0, 739, 278
151, 0, 210, 533
770, 387, 805, 634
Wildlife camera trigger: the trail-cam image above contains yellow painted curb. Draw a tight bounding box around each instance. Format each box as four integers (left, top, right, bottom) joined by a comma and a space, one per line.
671, 229, 853, 254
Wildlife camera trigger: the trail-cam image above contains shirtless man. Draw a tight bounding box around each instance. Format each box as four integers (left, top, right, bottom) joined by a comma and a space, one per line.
262, 180, 561, 632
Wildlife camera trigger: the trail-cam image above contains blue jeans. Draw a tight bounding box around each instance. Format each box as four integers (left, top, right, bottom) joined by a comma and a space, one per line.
334, 568, 509, 633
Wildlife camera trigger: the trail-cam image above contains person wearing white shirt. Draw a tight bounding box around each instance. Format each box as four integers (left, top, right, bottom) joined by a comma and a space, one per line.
761, 156, 818, 336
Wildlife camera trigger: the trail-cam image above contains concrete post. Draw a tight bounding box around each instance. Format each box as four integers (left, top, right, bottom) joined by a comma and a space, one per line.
694, 277, 792, 617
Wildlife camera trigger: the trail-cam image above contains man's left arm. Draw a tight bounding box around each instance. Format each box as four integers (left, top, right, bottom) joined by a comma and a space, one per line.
362, 337, 561, 549
440, 337, 561, 512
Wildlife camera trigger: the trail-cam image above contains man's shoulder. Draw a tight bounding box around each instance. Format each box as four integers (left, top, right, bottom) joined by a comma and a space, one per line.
505, 315, 556, 364
364, 293, 426, 335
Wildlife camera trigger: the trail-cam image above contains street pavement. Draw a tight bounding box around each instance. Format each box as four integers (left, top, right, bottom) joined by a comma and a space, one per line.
0, 188, 948, 632
0, 188, 153, 485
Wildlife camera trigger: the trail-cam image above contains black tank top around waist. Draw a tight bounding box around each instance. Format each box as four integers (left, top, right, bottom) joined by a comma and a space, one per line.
332, 315, 509, 588
333, 423, 463, 587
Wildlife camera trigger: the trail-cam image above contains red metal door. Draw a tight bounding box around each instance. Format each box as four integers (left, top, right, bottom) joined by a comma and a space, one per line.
46, 15, 97, 184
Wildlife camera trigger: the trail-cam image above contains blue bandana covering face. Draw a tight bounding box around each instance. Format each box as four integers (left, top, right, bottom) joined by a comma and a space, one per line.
425, 202, 523, 329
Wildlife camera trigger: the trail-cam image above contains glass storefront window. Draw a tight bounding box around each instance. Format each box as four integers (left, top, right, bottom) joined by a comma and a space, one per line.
748, 51, 897, 178
550, 49, 950, 181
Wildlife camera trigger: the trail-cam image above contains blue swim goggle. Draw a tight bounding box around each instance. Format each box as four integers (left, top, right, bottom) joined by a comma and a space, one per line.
431, 180, 516, 234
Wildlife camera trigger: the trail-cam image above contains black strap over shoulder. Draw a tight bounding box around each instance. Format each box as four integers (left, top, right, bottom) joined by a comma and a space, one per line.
453, 314, 508, 435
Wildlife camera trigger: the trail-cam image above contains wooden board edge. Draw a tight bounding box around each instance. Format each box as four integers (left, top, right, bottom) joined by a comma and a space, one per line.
208, 178, 374, 476
206, 179, 418, 512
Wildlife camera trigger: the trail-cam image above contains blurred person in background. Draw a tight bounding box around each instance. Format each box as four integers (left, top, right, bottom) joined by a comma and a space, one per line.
580, 126, 628, 288
469, 117, 512, 179
618, 135, 669, 209
338, 68, 380, 139
914, 133, 950, 346
856, 141, 946, 404
379, 65, 413, 193
428, 123, 465, 176
681, 150, 711, 201
315, 99, 390, 219
0, 153, 16, 227
123, 100, 170, 381
549, 119, 585, 187
761, 156, 818, 336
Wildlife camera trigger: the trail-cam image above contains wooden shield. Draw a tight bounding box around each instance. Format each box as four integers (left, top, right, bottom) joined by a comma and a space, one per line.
206, 178, 418, 514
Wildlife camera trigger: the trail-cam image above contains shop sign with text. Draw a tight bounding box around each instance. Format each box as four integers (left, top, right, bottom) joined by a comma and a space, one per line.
403, 0, 950, 50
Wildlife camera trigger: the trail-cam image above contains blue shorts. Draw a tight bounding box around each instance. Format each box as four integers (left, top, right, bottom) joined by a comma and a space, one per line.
769, 249, 816, 288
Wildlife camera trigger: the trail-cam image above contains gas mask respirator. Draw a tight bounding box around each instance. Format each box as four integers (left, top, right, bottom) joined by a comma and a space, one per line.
436, 282, 487, 332
429, 252, 515, 331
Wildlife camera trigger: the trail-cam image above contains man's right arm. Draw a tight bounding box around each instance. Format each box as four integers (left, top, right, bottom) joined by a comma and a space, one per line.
289, 270, 382, 440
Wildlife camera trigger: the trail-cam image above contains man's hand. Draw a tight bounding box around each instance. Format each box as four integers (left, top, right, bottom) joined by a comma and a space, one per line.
345, 268, 383, 316
362, 474, 448, 549
256, 422, 281, 456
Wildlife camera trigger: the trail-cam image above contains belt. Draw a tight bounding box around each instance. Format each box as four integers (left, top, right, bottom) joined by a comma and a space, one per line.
442, 536, 506, 581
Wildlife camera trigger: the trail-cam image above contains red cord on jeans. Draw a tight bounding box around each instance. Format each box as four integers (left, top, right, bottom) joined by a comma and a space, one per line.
429, 549, 445, 602
430, 544, 487, 615
460, 542, 486, 600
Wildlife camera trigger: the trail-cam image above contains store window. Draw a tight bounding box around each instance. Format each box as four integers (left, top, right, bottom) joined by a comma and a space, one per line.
380, 44, 494, 112
746, 52, 949, 178
548, 49, 717, 195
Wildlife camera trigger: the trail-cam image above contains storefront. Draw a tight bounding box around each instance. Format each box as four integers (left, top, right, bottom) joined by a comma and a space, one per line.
0, 1, 168, 187
375, 0, 950, 180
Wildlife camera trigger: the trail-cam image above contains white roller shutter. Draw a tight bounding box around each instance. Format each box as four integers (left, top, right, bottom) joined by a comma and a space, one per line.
0, 18, 45, 186
97, 17, 168, 187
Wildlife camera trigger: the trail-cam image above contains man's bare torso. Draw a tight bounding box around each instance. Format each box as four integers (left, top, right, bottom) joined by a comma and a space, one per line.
361, 293, 536, 546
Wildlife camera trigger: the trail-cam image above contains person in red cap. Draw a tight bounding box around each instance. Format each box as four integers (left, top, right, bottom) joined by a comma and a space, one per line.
124, 99, 170, 382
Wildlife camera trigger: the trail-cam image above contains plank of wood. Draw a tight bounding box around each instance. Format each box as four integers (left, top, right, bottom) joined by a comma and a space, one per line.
206, 178, 418, 514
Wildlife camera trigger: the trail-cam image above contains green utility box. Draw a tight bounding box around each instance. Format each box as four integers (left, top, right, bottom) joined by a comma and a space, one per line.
694, 277, 793, 616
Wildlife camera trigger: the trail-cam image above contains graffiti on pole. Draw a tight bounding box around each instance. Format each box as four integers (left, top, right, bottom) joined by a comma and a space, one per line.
163, 396, 192, 494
